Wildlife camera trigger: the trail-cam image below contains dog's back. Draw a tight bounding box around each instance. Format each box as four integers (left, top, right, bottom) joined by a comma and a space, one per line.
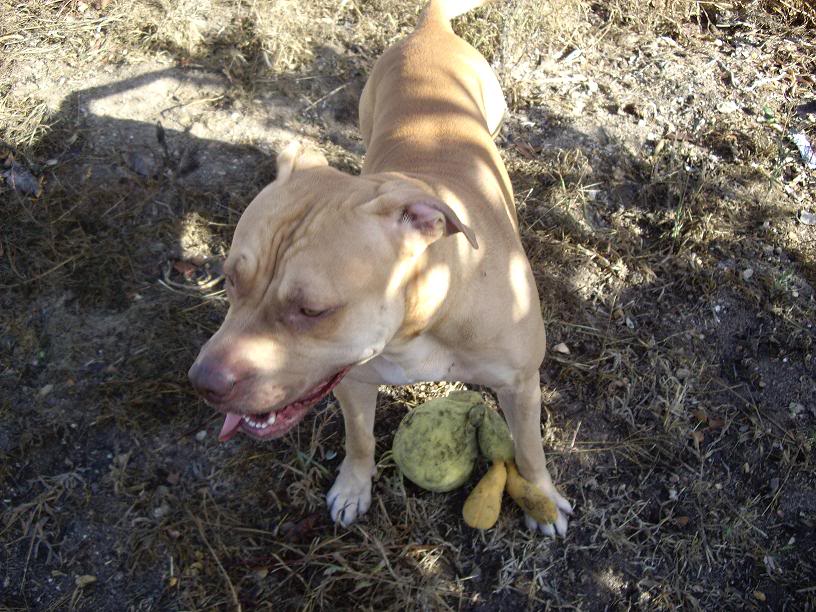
359, 0, 513, 224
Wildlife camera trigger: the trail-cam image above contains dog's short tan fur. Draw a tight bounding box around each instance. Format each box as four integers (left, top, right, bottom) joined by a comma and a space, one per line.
189, 0, 572, 535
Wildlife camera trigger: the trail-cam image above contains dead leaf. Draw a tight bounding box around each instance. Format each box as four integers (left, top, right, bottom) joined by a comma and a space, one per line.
707, 416, 725, 430
280, 512, 322, 543
513, 141, 538, 159
674, 515, 690, 527
173, 260, 197, 280
255, 567, 269, 579
690, 430, 705, 447
75, 575, 97, 588
692, 408, 708, 424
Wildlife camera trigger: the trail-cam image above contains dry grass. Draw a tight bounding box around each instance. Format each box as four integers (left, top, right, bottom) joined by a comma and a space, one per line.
2, 0, 816, 609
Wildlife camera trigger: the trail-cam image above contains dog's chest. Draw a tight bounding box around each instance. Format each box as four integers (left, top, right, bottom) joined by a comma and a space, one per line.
365, 336, 466, 385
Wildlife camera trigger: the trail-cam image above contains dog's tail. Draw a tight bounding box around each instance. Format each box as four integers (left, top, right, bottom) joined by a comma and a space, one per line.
419, 0, 491, 27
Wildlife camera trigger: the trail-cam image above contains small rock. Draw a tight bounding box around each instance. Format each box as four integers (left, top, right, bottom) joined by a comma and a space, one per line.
38, 384, 54, 397
2, 162, 42, 197
553, 342, 571, 355
753, 591, 766, 602
717, 100, 738, 114
789, 402, 805, 416
799, 210, 816, 225
195, 430, 207, 441
125, 149, 157, 177
153, 503, 171, 519
742, 268, 754, 281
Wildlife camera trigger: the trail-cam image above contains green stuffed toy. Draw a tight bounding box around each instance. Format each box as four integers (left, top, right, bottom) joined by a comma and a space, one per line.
392, 390, 557, 529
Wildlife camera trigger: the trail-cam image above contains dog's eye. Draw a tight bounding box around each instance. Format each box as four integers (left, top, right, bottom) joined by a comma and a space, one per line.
300, 307, 327, 318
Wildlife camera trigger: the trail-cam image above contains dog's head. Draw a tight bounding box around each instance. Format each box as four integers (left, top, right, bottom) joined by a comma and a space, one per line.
188, 142, 477, 441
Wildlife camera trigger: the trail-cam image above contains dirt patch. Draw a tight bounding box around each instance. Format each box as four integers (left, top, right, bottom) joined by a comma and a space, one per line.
2, 0, 815, 610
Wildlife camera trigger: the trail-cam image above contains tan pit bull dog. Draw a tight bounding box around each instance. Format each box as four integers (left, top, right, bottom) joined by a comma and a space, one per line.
189, 0, 573, 536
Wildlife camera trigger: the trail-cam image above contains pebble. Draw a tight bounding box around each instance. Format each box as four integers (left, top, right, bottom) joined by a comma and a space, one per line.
553, 342, 571, 355
38, 384, 54, 397
717, 100, 738, 114
195, 430, 207, 441
742, 268, 754, 280
799, 210, 816, 225
153, 503, 171, 518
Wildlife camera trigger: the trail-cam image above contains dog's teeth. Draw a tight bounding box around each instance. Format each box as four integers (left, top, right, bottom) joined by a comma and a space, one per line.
242, 416, 262, 429
241, 413, 275, 429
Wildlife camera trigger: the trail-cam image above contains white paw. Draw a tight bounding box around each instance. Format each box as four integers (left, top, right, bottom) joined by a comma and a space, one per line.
523, 485, 573, 537
326, 460, 374, 527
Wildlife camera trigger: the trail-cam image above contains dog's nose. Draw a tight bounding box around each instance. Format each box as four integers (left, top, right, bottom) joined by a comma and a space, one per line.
188, 360, 237, 403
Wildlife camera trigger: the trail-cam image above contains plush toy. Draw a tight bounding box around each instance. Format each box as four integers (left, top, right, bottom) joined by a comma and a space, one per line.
392, 390, 557, 529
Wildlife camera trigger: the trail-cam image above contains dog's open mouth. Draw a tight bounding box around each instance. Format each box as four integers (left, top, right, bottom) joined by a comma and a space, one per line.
218, 368, 349, 442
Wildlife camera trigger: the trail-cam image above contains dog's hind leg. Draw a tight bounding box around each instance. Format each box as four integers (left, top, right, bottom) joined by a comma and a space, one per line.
496, 373, 573, 536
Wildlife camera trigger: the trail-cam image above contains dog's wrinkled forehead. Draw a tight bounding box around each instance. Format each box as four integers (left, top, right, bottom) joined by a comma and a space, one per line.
225, 169, 386, 300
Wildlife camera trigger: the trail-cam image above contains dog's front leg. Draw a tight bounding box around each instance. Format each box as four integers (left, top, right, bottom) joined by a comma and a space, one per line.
327, 376, 378, 526
497, 374, 573, 536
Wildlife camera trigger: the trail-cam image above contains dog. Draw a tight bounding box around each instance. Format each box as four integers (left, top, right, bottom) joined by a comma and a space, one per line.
189, 0, 573, 536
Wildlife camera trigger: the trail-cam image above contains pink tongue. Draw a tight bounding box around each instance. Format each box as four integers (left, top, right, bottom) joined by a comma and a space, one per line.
218, 413, 243, 442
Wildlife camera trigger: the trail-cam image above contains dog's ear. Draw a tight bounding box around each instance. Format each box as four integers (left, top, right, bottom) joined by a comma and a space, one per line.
365, 183, 478, 252
275, 141, 328, 183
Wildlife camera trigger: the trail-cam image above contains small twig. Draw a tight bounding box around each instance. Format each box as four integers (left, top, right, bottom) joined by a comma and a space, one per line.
159, 95, 225, 117
569, 419, 582, 450
0, 254, 78, 289
303, 84, 348, 112
188, 510, 241, 612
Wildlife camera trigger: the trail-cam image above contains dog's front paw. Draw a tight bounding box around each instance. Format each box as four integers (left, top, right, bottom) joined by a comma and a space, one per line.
326, 459, 375, 527
524, 484, 573, 537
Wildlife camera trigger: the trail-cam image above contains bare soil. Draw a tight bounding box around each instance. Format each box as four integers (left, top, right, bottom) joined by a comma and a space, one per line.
1, 1, 815, 610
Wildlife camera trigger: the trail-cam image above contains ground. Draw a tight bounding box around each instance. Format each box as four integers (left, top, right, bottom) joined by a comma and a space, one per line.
1, 0, 815, 610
